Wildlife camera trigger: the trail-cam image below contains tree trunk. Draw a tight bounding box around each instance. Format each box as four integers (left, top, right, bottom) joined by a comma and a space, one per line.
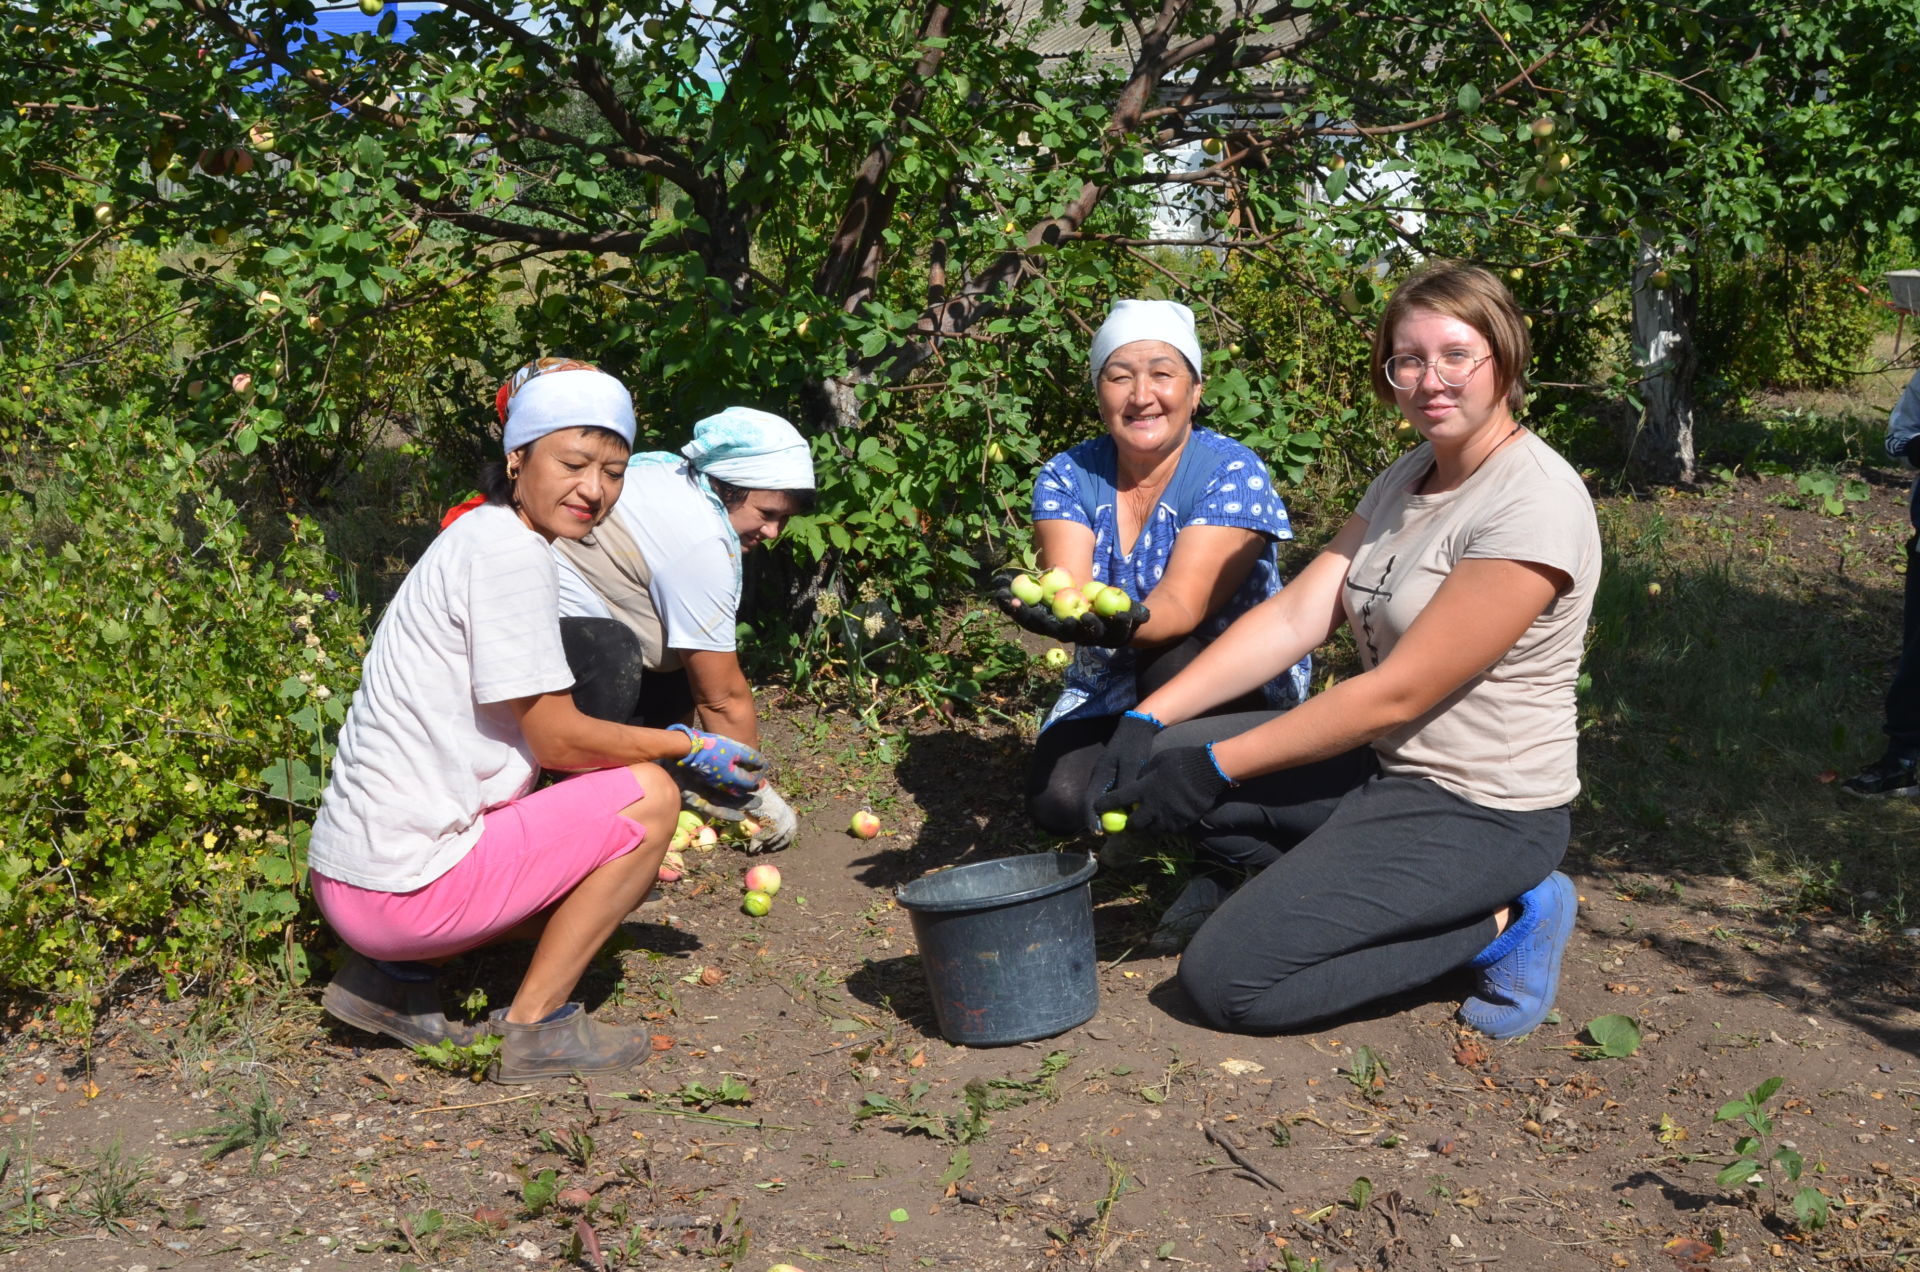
1629, 239, 1697, 484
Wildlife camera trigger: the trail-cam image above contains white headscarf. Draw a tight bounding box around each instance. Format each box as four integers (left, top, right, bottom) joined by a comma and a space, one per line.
497, 359, 636, 453
630, 407, 816, 591
678, 406, 816, 490
1088, 299, 1205, 384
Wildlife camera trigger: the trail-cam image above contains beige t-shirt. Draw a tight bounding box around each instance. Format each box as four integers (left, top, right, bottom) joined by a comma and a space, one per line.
1347, 433, 1600, 810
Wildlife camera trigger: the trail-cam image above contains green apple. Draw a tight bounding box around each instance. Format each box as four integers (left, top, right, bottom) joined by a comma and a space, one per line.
1201, 137, 1223, 156
1009, 573, 1045, 605
1099, 809, 1129, 834
1530, 116, 1556, 141
1044, 647, 1071, 669
359, 0, 383, 15
1050, 587, 1089, 620
742, 890, 772, 917
1036, 567, 1073, 600
1080, 580, 1108, 605
986, 441, 1007, 463
1092, 588, 1131, 617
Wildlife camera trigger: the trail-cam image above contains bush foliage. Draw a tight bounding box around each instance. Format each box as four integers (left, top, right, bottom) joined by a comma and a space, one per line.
0, 408, 363, 1031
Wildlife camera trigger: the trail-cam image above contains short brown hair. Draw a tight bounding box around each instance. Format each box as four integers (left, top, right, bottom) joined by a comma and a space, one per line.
1370, 261, 1530, 412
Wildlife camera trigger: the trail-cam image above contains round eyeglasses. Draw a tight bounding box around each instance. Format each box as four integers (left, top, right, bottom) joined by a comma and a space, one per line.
1383, 351, 1492, 391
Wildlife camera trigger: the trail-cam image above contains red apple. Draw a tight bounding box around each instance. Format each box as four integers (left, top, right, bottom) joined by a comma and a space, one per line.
849, 810, 881, 839
744, 864, 782, 896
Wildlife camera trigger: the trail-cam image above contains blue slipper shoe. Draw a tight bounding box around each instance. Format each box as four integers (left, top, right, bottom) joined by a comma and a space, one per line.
1457, 871, 1578, 1039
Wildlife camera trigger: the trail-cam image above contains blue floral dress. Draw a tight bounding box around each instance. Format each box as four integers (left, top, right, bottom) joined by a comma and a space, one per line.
1032, 427, 1311, 730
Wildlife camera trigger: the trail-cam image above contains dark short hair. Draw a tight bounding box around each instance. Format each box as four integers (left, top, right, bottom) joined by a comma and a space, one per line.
1370, 261, 1530, 412
710, 478, 818, 516
479, 426, 633, 506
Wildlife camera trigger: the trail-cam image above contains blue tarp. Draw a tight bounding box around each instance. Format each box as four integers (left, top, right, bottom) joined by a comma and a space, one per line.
246, 3, 433, 85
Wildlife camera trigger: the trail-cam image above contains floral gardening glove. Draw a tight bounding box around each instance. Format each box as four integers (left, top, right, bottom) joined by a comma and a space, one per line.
667, 724, 768, 798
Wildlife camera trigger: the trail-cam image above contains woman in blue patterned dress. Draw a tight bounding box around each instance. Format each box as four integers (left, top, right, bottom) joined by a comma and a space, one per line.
997, 299, 1310, 834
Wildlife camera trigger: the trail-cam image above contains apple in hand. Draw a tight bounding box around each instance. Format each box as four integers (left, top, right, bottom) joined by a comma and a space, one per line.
849, 810, 882, 839
1009, 573, 1045, 606
1080, 580, 1108, 605
744, 864, 782, 896
1092, 588, 1131, 617
1100, 809, 1129, 834
1050, 587, 1089, 620
1036, 567, 1073, 600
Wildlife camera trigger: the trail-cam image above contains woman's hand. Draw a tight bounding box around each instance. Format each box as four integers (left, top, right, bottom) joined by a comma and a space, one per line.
990, 570, 1084, 641
1081, 710, 1162, 830
992, 570, 1155, 647
1095, 744, 1233, 834
668, 724, 768, 797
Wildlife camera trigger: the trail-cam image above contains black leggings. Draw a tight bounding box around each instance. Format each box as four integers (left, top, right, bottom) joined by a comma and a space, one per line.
559, 616, 695, 729
1023, 636, 1269, 833
1160, 712, 1568, 1033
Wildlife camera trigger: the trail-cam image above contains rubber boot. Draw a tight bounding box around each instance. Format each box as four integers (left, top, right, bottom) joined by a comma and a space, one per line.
1457, 871, 1578, 1039
321, 951, 481, 1048
487, 1004, 652, 1084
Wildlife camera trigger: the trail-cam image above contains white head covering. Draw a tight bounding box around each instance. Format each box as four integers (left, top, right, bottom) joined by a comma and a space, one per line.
679, 406, 816, 490
499, 363, 637, 454
1088, 299, 1205, 384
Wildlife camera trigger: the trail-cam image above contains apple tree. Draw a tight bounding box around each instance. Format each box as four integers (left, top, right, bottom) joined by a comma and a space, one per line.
4, 0, 1916, 548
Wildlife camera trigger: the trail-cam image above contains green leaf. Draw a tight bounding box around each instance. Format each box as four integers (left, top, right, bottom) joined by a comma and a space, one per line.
1790, 1187, 1829, 1231
1456, 83, 1482, 113
1584, 1014, 1641, 1058
1715, 1159, 1762, 1189
937, 1146, 971, 1187
888, 1207, 909, 1223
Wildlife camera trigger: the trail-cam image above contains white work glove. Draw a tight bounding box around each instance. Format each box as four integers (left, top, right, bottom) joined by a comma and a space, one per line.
739, 783, 797, 854
675, 775, 798, 854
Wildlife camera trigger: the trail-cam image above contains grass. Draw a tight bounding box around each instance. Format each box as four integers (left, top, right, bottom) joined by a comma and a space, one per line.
1575, 484, 1920, 918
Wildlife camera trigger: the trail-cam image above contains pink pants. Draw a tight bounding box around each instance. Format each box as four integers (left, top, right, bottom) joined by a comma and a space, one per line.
312, 766, 649, 962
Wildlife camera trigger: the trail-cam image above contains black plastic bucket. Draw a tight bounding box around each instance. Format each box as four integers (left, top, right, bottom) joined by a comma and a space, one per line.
895, 852, 1099, 1046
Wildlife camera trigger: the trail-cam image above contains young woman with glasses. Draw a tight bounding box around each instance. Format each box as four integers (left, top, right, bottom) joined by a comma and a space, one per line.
1086, 261, 1601, 1039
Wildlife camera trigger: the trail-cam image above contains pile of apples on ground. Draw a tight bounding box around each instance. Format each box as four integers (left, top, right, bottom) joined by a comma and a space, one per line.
658, 807, 884, 915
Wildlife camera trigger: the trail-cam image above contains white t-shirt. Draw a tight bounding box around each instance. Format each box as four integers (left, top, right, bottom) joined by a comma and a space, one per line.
553, 461, 741, 656
1347, 433, 1600, 810
309, 503, 577, 891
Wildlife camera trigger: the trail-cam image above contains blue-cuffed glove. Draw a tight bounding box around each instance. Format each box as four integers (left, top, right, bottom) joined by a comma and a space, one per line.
667, 724, 768, 798
1095, 744, 1233, 834
1081, 710, 1163, 831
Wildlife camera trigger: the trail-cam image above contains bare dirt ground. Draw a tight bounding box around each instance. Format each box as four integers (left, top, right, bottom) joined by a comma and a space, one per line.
6, 470, 1920, 1272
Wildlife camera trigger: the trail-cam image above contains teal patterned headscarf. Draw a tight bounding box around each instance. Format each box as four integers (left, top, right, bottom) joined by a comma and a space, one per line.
632, 407, 816, 587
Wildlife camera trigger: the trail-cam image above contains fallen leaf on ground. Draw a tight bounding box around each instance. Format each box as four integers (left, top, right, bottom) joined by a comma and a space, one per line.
1219, 1059, 1265, 1076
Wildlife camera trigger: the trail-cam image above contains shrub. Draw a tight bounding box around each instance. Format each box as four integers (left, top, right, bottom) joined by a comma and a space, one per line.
1696, 242, 1889, 391
0, 407, 365, 1033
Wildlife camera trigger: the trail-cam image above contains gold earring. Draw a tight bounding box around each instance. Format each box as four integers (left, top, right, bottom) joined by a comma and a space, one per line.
506, 461, 521, 481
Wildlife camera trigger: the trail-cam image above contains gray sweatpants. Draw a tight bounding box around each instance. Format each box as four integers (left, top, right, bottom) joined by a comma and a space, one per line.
1159, 713, 1568, 1033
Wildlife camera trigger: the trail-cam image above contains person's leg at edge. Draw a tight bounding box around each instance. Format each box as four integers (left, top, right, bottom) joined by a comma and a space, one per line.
1848, 529, 1920, 795
505, 760, 679, 1023
1176, 776, 1567, 1033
